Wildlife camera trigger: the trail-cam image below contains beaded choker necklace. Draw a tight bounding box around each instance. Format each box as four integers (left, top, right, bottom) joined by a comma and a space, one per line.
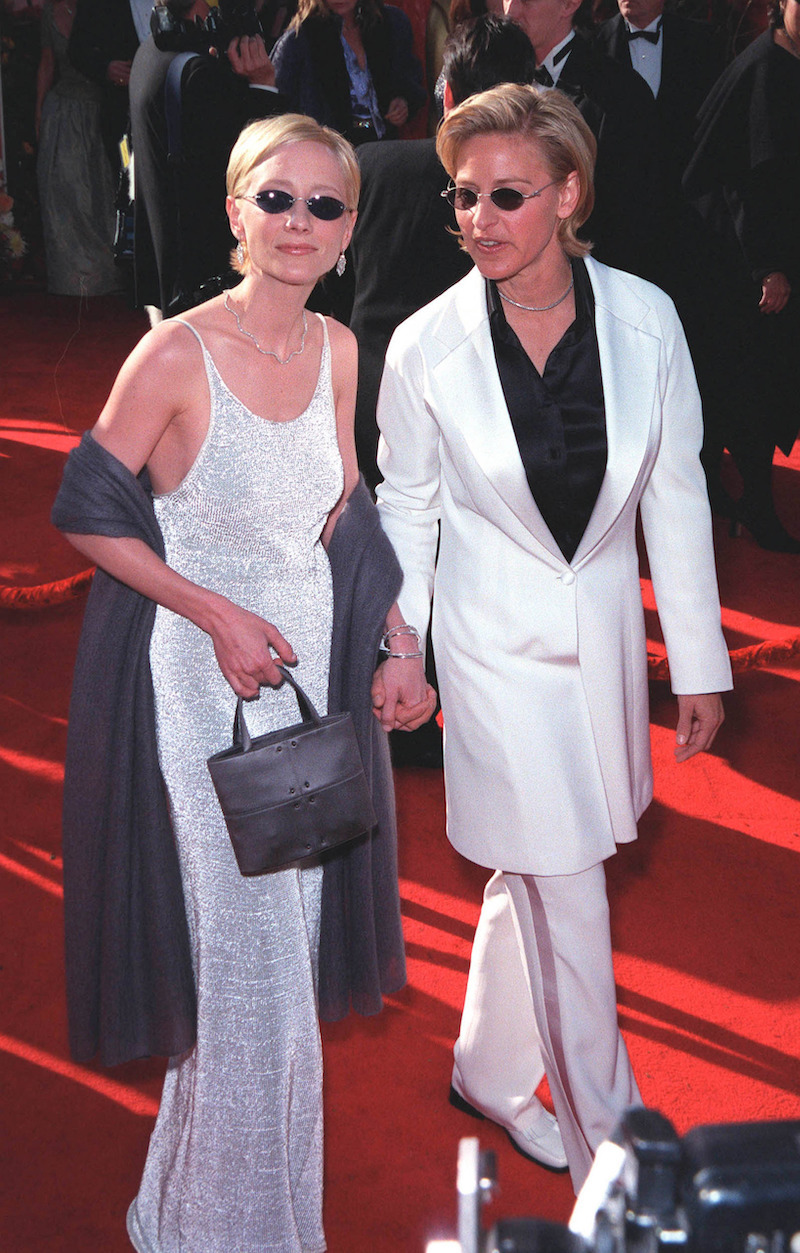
224, 294, 308, 365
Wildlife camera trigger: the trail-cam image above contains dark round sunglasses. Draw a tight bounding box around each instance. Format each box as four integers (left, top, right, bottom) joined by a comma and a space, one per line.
441, 180, 559, 212
238, 190, 351, 220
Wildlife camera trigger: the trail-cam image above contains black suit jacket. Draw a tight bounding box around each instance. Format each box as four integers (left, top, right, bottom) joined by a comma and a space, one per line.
595, 13, 723, 293
129, 37, 285, 314
596, 13, 722, 187
68, 0, 141, 169
347, 138, 471, 485
555, 32, 660, 277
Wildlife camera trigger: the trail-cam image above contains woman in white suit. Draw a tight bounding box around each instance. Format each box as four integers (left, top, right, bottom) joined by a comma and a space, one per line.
371, 84, 733, 1191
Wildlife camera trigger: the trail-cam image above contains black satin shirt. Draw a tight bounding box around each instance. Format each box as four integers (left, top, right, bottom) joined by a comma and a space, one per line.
487, 258, 607, 563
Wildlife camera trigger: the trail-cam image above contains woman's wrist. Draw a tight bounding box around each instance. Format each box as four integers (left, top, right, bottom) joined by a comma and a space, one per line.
189, 585, 231, 637
380, 623, 423, 659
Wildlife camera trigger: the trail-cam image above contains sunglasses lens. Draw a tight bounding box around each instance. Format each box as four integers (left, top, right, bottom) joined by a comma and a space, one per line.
448, 187, 527, 211
491, 188, 526, 211
307, 196, 347, 221
253, 190, 294, 214
451, 188, 478, 210
251, 192, 347, 219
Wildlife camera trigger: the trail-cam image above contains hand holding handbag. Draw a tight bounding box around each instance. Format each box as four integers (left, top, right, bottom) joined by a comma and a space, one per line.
207, 666, 376, 875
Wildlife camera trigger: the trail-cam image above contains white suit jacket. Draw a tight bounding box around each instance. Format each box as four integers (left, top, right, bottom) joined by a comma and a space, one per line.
376, 259, 732, 876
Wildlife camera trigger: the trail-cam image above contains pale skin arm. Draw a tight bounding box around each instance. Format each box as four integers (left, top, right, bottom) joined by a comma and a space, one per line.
371, 609, 436, 733
63, 322, 295, 699
384, 97, 409, 128
225, 34, 276, 87
674, 692, 725, 762
324, 321, 435, 733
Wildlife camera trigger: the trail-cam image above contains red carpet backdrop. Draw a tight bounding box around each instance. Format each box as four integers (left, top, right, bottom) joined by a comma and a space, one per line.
1, 291, 799, 1252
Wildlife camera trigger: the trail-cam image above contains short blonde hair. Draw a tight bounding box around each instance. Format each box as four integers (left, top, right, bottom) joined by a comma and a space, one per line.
227, 114, 361, 275
436, 83, 597, 258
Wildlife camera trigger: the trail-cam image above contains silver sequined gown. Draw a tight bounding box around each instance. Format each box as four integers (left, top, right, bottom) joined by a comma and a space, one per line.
127, 316, 342, 1253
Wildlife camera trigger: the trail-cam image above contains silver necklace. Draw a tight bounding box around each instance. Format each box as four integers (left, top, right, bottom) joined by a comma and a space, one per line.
498, 275, 575, 313
224, 293, 308, 365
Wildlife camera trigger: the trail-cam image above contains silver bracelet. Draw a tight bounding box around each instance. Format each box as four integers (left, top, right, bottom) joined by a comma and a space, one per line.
383, 623, 419, 641
379, 623, 423, 659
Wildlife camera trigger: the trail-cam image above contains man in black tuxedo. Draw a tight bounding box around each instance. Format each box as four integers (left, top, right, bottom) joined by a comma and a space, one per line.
596, 0, 721, 171
348, 14, 537, 490
595, 0, 722, 289
68, 0, 146, 176
503, 0, 660, 277
129, 0, 286, 319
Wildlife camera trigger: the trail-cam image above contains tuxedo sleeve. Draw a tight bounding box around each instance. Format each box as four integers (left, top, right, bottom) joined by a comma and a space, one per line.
724, 159, 794, 282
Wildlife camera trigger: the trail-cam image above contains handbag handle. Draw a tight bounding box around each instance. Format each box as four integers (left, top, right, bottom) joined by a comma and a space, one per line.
233, 665, 323, 753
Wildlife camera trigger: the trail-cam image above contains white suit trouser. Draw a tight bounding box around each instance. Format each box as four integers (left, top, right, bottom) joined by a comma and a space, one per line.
452, 866, 640, 1191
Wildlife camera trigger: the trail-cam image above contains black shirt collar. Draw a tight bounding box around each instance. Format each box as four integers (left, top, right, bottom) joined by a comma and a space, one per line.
486, 257, 594, 341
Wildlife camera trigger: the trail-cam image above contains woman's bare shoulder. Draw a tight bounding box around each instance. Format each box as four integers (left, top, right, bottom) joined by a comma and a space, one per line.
323, 315, 358, 362
122, 314, 205, 376
92, 317, 210, 472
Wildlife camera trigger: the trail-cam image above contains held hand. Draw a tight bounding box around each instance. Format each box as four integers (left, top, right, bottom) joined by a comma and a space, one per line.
758, 272, 791, 314
226, 35, 276, 87
371, 658, 436, 732
106, 59, 132, 87
393, 682, 438, 732
384, 96, 409, 128
674, 692, 724, 763
208, 598, 296, 699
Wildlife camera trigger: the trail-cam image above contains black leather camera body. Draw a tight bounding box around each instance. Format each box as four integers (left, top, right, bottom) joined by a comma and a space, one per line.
150, 0, 264, 55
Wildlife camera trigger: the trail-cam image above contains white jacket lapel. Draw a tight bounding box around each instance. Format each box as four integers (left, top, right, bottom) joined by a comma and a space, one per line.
430, 270, 567, 563
573, 260, 661, 563
428, 262, 662, 567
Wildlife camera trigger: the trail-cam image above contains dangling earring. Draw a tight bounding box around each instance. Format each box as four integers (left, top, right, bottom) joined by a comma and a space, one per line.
236, 240, 245, 266
336, 252, 346, 277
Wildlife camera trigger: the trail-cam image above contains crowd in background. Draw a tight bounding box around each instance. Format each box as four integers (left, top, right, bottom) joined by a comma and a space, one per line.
1, 0, 798, 551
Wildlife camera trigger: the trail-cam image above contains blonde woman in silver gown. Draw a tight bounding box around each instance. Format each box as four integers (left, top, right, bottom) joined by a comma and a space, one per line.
59, 115, 432, 1253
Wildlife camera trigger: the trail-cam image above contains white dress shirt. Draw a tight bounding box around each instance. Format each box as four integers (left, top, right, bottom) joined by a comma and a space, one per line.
538, 32, 576, 91
625, 16, 663, 97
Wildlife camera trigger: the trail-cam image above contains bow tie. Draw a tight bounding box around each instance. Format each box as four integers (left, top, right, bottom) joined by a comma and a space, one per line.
626, 21, 662, 42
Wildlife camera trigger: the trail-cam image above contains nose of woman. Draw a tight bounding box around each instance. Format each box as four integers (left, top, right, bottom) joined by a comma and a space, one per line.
469, 194, 501, 231
285, 199, 314, 230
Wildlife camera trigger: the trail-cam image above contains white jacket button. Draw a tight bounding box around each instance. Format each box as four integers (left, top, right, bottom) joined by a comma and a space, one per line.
559, 569, 576, 586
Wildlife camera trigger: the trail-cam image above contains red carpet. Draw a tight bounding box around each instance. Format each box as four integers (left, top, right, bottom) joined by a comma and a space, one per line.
1, 290, 799, 1252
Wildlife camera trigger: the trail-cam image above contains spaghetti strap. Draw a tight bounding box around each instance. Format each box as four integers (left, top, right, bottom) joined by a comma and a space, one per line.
171, 318, 207, 352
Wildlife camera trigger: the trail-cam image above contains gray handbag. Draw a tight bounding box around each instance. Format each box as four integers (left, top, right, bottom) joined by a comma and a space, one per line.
207, 666, 376, 874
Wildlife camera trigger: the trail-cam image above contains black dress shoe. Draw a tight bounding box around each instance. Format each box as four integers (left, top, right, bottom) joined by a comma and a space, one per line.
449, 1084, 484, 1120
732, 500, 800, 552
